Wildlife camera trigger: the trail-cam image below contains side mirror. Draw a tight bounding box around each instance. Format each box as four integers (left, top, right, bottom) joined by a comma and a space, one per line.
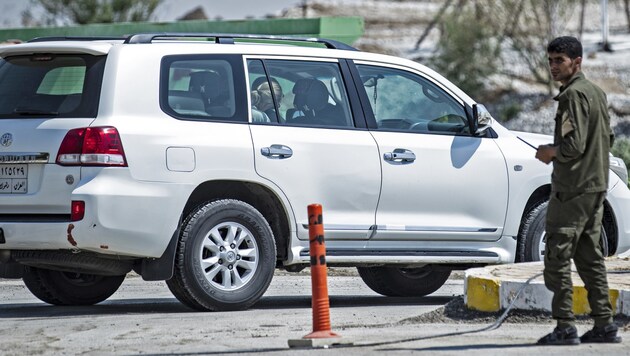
469, 103, 493, 136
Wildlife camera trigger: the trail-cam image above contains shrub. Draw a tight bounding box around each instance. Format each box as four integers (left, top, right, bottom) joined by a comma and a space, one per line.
611, 137, 630, 183
428, 8, 500, 100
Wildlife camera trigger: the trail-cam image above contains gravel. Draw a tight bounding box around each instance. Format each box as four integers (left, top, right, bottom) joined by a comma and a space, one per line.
401, 296, 630, 327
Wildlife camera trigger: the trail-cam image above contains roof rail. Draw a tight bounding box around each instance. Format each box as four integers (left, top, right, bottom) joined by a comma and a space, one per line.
28, 36, 126, 43
123, 33, 358, 51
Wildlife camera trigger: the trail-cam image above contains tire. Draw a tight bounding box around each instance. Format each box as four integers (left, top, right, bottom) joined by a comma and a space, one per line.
517, 200, 609, 262
166, 199, 276, 311
22, 266, 125, 305
357, 266, 451, 297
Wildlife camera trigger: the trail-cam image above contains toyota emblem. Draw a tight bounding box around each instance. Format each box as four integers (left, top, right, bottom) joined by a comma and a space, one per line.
0, 133, 12, 147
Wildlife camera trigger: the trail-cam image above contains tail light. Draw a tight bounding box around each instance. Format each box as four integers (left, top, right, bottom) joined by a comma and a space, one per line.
71, 201, 85, 221
56, 126, 127, 166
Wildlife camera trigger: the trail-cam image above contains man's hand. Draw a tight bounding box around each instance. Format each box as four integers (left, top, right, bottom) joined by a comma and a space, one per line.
536, 144, 558, 164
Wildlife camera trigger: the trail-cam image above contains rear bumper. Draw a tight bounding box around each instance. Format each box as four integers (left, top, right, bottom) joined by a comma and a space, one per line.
0, 221, 70, 250
0, 169, 192, 258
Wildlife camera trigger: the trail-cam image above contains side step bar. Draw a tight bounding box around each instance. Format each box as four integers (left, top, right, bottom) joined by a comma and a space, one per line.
299, 249, 501, 265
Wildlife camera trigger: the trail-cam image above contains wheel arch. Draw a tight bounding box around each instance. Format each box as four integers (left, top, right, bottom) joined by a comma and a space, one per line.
602, 199, 618, 255
521, 184, 551, 221
517, 183, 618, 258
137, 180, 292, 281
515, 185, 550, 262
182, 180, 291, 262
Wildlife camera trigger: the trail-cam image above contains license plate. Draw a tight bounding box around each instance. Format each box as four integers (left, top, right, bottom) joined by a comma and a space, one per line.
0, 164, 27, 194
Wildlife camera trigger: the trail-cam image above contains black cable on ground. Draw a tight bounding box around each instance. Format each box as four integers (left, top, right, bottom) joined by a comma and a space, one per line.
333, 272, 545, 348
335, 269, 630, 349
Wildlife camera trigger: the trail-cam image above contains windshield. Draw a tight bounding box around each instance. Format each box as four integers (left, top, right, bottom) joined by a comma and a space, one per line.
0, 54, 106, 119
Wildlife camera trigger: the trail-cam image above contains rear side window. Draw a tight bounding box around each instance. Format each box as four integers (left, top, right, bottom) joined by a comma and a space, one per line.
0, 54, 105, 118
160, 55, 246, 122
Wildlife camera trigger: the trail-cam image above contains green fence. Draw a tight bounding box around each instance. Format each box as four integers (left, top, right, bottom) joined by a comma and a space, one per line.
0, 17, 364, 45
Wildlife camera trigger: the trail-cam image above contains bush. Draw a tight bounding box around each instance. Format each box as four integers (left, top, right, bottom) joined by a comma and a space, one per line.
429, 8, 500, 100
499, 102, 522, 122
611, 137, 630, 183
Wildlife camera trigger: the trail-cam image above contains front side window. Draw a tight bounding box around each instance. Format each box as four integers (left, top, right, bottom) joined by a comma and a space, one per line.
161, 55, 245, 121
247, 59, 353, 128
356, 64, 469, 135
0, 54, 105, 118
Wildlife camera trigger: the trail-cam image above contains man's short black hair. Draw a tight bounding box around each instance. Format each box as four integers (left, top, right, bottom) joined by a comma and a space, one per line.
547, 36, 583, 59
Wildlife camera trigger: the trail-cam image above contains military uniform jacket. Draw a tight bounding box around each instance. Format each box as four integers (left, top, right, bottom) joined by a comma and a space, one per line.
552, 72, 613, 193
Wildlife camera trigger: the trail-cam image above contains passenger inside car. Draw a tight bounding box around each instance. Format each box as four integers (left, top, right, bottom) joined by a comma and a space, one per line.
286, 78, 345, 126
250, 77, 283, 123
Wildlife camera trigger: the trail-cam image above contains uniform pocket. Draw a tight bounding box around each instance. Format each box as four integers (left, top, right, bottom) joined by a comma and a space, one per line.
545, 231, 576, 262
546, 192, 584, 230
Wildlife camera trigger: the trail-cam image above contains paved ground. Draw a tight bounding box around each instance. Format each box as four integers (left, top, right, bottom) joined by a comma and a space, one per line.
0, 270, 628, 355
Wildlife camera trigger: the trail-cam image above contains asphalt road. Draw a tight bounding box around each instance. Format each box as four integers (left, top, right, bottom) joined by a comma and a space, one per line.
0, 269, 628, 355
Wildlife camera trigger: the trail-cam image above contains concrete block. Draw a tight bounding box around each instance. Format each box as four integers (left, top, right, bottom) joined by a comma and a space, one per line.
465, 271, 500, 312
500, 280, 551, 312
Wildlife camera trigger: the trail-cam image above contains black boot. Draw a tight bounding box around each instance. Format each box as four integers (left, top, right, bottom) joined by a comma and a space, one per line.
580, 323, 622, 343
537, 325, 580, 345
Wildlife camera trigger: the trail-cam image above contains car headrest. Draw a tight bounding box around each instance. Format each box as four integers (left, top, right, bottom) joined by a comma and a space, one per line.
292, 78, 329, 111
189, 71, 222, 100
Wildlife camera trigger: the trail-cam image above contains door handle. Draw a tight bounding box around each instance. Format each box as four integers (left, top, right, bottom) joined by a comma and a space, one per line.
383, 148, 416, 163
261, 144, 293, 159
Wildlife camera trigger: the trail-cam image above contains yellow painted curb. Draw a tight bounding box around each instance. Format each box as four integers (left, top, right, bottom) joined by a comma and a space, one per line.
572, 286, 619, 315
466, 276, 500, 312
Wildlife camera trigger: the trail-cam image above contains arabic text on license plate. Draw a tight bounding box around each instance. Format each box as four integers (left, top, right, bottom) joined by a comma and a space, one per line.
0, 164, 28, 194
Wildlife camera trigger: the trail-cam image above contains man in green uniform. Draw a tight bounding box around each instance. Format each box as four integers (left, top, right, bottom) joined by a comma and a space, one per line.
535, 36, 621, 345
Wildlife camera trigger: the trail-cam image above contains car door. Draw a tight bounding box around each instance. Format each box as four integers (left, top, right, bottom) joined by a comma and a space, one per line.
247, 58, 381, 241
353, 61, 508, 242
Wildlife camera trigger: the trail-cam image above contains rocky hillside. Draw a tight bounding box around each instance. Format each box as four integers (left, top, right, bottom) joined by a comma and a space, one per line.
278, 0, 630, 137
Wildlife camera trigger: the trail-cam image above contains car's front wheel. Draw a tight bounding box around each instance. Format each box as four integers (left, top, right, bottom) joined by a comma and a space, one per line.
517, 200, 609, 262
166, 199, 276, 311
22, 266, 125, 305
357, 266, 450, 297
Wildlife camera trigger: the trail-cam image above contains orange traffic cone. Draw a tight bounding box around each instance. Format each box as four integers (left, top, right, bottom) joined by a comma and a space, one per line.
303, 203, 339, 340
288, 204, 348, 348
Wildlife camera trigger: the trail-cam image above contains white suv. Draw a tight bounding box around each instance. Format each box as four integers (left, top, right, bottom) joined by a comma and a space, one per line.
1, 34, 629, 311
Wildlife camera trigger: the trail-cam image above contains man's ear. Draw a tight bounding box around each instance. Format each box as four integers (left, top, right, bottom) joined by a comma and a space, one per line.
574, 56, 583, 66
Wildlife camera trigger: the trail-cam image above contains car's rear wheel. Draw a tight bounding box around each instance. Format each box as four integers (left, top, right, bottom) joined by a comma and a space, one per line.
22, 266, 125, 305
166, 199, 276, 311
357, 266, 450, 297
518, 200, 609, 262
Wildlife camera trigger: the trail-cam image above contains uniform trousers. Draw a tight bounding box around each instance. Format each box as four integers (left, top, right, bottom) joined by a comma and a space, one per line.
544, 191, 613, 328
